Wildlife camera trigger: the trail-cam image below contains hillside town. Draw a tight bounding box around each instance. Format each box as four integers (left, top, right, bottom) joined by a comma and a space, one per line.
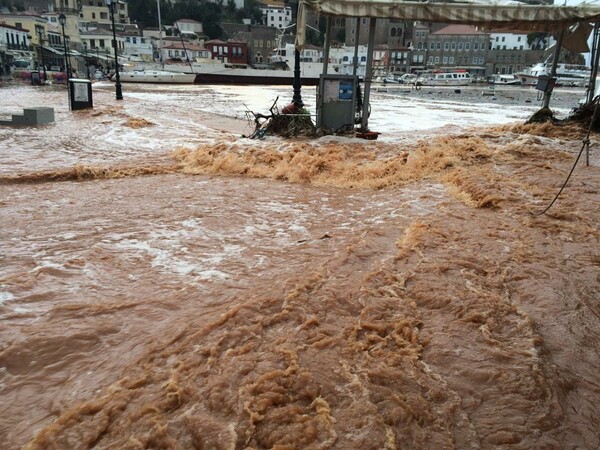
0, 0, 585, 83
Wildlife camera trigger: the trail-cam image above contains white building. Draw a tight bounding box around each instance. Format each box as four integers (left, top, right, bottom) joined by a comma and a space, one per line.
123, 34, 153, 61
80, 28, 125, 58
161, 41, 211, 63
0, 22, 32, 72
78, 0, 130, 25
174, 19, 203, 38
259, 4, 292, 29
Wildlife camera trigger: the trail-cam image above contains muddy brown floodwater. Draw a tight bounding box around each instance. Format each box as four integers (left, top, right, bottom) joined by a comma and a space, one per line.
0, 82, 599, 449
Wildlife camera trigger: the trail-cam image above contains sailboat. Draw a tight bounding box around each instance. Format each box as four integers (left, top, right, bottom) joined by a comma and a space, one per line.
117, 0, 196, 84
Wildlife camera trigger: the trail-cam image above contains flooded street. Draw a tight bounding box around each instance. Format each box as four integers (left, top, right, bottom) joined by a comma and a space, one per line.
1, 80, 599, 449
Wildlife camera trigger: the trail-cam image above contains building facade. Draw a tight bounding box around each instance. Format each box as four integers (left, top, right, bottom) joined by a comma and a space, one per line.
259, 4, 292, 30
426, 24, 489, 74
204, 39, 248, 64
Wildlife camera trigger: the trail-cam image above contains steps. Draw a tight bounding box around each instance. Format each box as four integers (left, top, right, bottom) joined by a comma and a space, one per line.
0, 107, 55, 127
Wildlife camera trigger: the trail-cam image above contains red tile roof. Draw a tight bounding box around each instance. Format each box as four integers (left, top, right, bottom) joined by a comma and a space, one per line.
430, 25, 486, 36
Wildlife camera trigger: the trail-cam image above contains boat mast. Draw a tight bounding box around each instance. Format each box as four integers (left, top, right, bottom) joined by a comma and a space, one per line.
156, 0, 163, 67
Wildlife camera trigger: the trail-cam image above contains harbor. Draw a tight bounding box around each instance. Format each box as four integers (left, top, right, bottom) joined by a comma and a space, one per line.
1, 78, 599, 448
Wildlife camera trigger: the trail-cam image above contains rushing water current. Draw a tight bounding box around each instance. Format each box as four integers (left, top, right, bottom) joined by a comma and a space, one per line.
1, 81, 599, 449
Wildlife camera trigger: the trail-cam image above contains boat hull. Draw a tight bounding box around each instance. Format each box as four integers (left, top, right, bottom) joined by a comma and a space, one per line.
191, 72, 319, 85
118, 71, 197, 84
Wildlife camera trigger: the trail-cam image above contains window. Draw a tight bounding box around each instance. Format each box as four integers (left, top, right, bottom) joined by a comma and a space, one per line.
458, 42, 463, 50
449, 56, 454, 63
436, 42, 441, 50
434, 56, 440, 63
343, 55, 349, 61
391, 28, 396, 37
92, 12, 96, 19
518, 36, 522, 42
442, 56, 448, 63
451, 42, 456, 50
472, 56, 478, 64
495, 36, 499, 42
444, 42, 449, 50
429, 42, 435, 50
360, 56, 366, 61
465, 43, 470, 50
479, 56, 484, 64
428, 56, 434, 64
100, 12, 107, 19
418, 42, 423, 50
501, 36, 505, 42
474, 42, 479, 50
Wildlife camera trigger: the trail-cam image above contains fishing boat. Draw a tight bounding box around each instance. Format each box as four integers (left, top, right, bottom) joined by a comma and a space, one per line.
489, 74, 522, 85
416, 70, 472, 86
518, 62, 590, 87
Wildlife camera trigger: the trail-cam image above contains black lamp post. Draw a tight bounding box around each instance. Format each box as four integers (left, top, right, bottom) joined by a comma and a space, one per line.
65, 36, 72, 76
291, 1, 303, 107
83, 41, 90, 79
35, 24, 47, 81
58, 13, 70, 80
106, 0, 123, 100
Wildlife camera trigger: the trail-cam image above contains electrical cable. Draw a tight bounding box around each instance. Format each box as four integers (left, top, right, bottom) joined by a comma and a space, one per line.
533, 96, 599, 215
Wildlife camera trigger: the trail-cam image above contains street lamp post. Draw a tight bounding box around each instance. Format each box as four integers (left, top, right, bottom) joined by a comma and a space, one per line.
58, 14, 70, 80
105, 0, 123, 100
35, 24, 47, 81
83, 41, 90, 79
65, 36, 72, 77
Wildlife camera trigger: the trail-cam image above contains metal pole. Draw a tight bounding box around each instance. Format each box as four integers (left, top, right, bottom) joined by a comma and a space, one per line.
65, 37, 72, 77
352, 18, 360, 79
37, 27, 47, 81
586, 23, 600, 105
109, 1, 123, 100
542, 30, 565, 109
360, 17, 376, 131
61, 23, 70, 79
157, 0, 163, 66
321, 16, 332, 76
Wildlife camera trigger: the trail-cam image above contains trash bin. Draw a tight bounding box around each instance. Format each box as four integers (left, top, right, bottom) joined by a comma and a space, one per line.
536, 75, 557, 93
68, 78, 93, 110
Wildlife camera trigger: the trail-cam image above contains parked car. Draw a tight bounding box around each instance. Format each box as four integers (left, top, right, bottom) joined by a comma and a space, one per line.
94, 70, 105, 80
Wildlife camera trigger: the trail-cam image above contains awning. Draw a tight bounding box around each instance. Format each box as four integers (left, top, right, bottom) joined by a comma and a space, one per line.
296, 0, 600, 47
42, 45, 65, 55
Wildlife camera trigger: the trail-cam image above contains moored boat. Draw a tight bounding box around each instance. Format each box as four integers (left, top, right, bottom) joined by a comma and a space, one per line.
489, 74, 522, 85
417, 70, 472, 86
117, 69, 197, 84
518, 62, 590, 87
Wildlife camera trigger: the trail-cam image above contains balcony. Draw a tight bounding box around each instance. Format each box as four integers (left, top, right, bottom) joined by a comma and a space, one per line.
7, 43, 31, 51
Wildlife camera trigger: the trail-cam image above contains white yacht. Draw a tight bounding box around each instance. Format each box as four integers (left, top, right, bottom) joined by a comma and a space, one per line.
518, 63, 591, 87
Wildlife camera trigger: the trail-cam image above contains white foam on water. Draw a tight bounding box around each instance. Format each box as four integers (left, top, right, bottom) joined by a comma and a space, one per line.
0, 291, 15, 304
